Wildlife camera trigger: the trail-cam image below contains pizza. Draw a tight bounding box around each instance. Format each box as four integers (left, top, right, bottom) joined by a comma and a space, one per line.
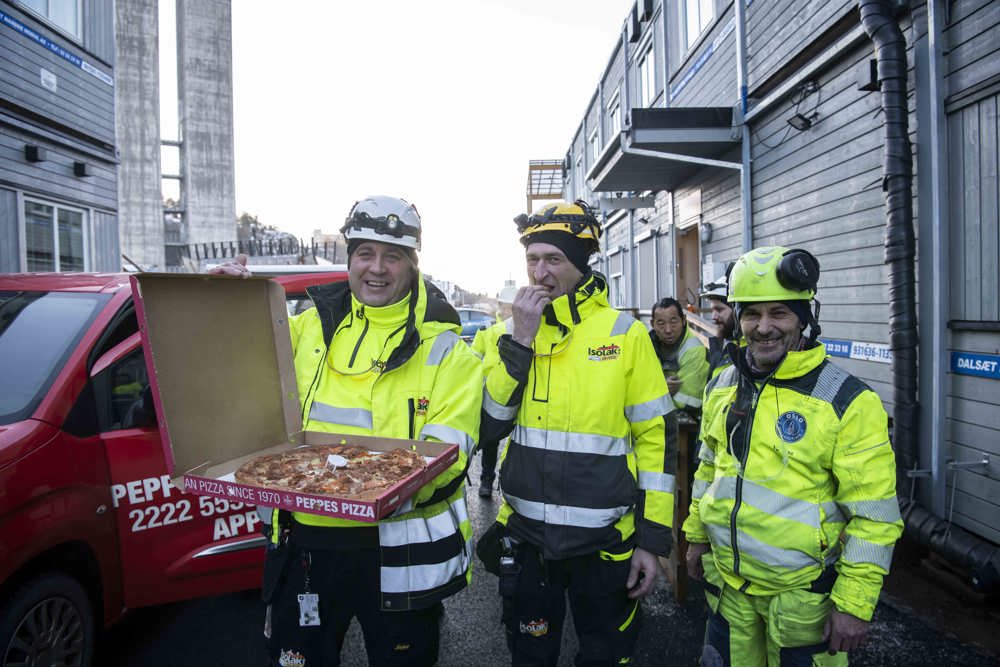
233, 444, 427, 499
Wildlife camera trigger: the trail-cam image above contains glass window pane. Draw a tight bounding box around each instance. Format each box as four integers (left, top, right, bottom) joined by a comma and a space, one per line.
685, 0, 700, 48
20, 0, 46, 14
49, 0, 80, 37
0, 291, 107, 424
700, 0, 715, 32
58, 208, 86, 271
25, 201, 55, 272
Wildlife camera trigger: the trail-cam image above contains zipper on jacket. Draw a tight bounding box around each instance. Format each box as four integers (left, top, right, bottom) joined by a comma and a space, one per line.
348, 315, 370, 368
408, 398, 416, 440
730, 377, 763, 580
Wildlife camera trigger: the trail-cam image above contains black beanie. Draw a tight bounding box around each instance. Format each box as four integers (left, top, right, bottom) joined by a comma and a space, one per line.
782, 300, 812, 329
520, 230, 593, 274
347, 238, 418, 266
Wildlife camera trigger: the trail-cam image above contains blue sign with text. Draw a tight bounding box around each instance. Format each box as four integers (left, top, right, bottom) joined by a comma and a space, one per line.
951, 352, 1000, 380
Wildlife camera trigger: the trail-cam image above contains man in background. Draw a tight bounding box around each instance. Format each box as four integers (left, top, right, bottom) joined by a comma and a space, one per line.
649, 296, 709, 419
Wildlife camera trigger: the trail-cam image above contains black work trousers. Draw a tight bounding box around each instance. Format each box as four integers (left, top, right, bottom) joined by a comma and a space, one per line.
267, 543, 442, 666
480, 439, 500, 485
501, 541, 641, 667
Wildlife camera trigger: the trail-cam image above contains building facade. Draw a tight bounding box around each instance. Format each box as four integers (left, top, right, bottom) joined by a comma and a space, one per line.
0, 0, 119, 273
557, 0, 999, 577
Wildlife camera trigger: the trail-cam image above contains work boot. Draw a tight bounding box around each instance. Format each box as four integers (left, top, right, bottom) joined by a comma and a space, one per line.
478, 477, 494, 498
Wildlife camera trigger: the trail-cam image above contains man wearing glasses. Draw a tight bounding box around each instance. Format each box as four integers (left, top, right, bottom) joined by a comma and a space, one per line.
214, 195, 480, 666
476, 200, 676, 666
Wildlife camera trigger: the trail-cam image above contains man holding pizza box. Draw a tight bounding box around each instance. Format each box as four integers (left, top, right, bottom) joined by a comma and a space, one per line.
213, 195, 481, 666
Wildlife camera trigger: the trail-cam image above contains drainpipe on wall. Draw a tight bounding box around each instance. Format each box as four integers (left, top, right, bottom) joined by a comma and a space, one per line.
735, 0, 753, 251
859, 0, 1000, 592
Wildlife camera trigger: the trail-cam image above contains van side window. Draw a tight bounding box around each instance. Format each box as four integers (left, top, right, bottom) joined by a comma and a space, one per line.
94, 348, 155, 431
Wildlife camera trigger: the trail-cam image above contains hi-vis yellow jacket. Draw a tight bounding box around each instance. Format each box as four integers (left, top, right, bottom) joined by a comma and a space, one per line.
682, 343, 903, 621
480, 273, 676, 559
288, 275, 481, 611
650, 325, 709, 411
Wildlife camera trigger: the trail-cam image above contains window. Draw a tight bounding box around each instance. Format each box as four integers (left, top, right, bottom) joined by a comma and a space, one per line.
0, 290, 107, 424
24, 199, 89, 271
589, 128, 601, 165
96, 347, 155, 431
17, 0, 81, 39
684, 0, 714, 50
607, 89, 622, 137
637, 43, 656, 108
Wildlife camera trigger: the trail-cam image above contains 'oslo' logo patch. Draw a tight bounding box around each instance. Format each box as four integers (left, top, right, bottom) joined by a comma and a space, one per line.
776, 411, 807, 442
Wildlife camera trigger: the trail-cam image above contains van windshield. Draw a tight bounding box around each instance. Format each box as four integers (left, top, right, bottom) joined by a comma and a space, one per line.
0, 291, 108, 425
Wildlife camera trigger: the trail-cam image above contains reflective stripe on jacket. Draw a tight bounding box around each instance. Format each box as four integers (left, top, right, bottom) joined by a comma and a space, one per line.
480, 273, 676, 559
682, 343, 902, 621
288, 274, 481, 611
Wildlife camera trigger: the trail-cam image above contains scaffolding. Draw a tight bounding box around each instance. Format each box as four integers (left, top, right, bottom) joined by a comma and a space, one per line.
525, 159, 564, 214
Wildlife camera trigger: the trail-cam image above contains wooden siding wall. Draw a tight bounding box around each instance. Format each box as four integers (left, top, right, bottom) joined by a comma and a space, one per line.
602, 43, 626, 141
92, 208, 119, 272
83, 0, 116, 65
638, 234, 656, 307
0, 124, 118, 211
941, 0, 1000, 545
949, 93, 1000, 321
666, 0, 736, 108
1, 6, 115, 146
0, 188, 18, 272
691, 168, 742, 275
745, 0, 854, 91
747, 33, 914, 404
948, 331, 1000, 545
943, 0, 1000, 98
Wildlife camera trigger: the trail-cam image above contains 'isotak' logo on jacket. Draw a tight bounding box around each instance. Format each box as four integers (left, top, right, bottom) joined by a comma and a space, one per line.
415, 396, 429, 416
520, 618, 549, 637
776, 411, 807, 442
588, 343, 621, 361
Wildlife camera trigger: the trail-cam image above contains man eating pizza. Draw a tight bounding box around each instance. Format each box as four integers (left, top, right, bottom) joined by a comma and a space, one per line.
212, 195, 481, 667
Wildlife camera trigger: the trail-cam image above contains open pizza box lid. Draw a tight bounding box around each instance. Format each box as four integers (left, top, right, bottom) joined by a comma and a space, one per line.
130, 273, 458, 522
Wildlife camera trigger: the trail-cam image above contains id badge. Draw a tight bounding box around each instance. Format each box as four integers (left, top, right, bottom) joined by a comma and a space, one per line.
298, 593, 320, 627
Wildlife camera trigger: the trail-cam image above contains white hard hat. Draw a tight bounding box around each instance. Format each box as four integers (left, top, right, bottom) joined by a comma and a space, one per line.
340, 195, 421, 250
700, 274, 728, 301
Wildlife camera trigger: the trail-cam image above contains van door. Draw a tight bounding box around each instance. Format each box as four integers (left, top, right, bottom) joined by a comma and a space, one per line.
93, 331, 264, 609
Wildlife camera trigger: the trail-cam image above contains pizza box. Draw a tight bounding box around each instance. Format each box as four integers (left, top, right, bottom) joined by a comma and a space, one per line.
130, 273, 459, 522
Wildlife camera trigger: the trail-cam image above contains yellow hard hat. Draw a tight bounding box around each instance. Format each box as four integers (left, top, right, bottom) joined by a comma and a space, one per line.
728, 246, 819, 302
514, 200, 601, 252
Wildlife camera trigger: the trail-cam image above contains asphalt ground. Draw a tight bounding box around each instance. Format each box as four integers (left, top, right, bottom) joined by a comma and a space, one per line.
96, 452, 999, 666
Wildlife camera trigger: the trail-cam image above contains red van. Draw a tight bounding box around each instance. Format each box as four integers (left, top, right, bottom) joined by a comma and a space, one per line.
0, 270, 346, 666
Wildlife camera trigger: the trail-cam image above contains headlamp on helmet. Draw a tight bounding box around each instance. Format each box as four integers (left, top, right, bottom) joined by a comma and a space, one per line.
341, 195, 422, 250
514, 200, 601, 252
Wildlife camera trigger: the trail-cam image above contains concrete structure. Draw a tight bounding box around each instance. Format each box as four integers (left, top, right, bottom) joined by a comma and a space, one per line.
549, 0, 999, 582
116, 0, 165, 270
115, 0, 236, 270
176, 0, 236, 246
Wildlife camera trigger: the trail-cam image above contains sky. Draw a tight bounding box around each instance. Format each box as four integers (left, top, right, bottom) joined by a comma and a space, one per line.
163, 0, 635, 296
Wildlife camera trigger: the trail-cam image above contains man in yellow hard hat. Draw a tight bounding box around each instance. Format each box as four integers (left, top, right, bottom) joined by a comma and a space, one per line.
476, 200, 676, 666
683, 246, 902, 666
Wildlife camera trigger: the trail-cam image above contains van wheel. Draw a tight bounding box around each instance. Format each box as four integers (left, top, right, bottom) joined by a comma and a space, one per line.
0, 573, 94, 667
